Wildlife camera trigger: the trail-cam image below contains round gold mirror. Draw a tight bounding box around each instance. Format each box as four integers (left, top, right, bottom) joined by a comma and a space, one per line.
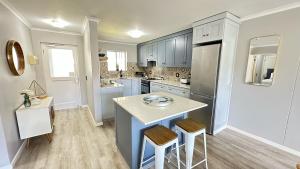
6, 40, 25, 76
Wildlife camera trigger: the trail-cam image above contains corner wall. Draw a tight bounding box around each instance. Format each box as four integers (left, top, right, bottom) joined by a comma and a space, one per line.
229, 7, 300, 151
0, 2, 36, 164
83, 19, 102, 123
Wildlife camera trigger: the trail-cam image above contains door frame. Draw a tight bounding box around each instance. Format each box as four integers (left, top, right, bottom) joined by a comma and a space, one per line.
41, 43, 82, 110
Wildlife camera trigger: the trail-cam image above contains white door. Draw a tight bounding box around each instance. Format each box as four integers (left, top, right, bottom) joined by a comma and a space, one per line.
42, 44, 81, 110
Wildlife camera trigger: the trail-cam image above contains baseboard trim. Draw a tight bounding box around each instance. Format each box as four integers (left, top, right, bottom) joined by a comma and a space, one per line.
213, 125, 227, 135
81, 105, 103, 127
227, 125, 300, 157
10, 140, 26, 167
54, 102, 78, 110
0, 164, 12, 169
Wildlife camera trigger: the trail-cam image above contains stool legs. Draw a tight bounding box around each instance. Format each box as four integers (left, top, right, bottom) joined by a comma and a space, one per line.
139, 136, 146, 169
140, 136, 180, 169
175, 140, 181, 169
155, 147, 165, 169
203, 133, 208, 168
185, 134, 195, 169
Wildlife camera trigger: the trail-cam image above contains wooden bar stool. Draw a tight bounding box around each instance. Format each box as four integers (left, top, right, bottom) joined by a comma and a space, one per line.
140, 125, 180, 169
174, 119, 208, 169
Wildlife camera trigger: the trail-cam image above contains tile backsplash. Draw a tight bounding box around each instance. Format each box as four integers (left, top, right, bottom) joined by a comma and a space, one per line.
100, 60, 191, 81
144, 66, 191, 81
100, 61, 144, 79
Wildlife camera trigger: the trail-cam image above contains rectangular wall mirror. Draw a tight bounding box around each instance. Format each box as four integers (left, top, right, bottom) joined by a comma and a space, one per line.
245, 35, 280, 86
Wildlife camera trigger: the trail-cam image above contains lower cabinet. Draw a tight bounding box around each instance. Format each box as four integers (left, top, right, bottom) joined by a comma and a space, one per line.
115, 79, 141, 96
150, 82, 190, 98
101, 86, 123, 119
116, 79, 132, 96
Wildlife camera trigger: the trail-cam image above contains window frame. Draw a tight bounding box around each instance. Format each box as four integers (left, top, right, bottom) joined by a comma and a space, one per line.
106, 50, 128, 71
47, 46, 78, 81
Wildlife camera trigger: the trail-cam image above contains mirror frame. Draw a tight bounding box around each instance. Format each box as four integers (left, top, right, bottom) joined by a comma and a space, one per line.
245, 35, 280, 87
6, 40, 25, 76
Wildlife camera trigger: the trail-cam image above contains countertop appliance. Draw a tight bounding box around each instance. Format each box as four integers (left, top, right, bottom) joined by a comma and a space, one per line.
189, 43, 221, 134
180, 78, 190, 84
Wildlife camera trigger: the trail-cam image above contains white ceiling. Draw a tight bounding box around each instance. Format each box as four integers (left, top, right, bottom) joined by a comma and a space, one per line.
7, 0, 300, 43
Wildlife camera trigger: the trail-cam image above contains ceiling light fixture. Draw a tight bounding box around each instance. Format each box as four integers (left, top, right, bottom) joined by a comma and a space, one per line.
127, 29, 144, 38
44, 18, 69, 28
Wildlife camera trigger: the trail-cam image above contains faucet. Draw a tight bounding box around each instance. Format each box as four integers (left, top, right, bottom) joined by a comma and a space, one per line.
119, 69, 123, 78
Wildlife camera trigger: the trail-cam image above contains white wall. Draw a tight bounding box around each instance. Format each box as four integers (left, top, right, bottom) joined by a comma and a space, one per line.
0, 2, 36, 164
0, 116, 10, 167
83, 19, 102, 123
31, 30, 87, 105
284, 63, 300, 151
98, 41, 137, 63
229, 7, 300, 151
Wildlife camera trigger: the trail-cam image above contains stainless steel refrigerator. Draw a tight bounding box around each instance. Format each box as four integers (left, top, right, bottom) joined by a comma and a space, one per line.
189, 43, 221, 134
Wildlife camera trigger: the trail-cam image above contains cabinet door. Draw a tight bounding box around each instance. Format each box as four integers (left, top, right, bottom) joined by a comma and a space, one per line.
193, 25, 207, 44
165, 38, 175, 67
137, 45, 142, 66
116, 79, 132, 96
167, 86, 190, 98
157, 40, 167, 67
208, 20, 224, 41
138, 45, 147, 67
151, 42, 158, 61
131, 79, 141, 96
185, 33, 193, 67
150, 83, 160, 92
174, 35, 187, 67
146, 44, 153, 60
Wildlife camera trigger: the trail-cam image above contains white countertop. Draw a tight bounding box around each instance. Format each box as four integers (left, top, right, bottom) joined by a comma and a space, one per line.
150, 80, 190, 89
113, 92, 207, 125
100, 82, 124, 88
18, 97, 53, 110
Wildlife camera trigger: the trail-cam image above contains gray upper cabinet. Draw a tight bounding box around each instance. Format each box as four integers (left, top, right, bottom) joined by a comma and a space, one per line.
186, 32, 193, 67
150, 42, 158, 61
146, 44, 153, 61
138, 45, 147, 67
193, 19, 224, 44
137, 28, 192, 68
157, 40, 166, 66
174, 35, 186, 67
165, 38, 175, 67
174, 32, 193, 67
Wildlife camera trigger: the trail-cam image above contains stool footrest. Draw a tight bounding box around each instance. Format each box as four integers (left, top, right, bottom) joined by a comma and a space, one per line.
169, 145, 206, 168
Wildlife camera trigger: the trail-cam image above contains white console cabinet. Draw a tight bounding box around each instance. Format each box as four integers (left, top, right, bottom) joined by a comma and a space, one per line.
16, 97, 55, 141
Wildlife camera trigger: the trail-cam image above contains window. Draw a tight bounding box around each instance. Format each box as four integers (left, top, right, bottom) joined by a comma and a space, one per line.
49, 48, 75, 78
107, 50, 127, 71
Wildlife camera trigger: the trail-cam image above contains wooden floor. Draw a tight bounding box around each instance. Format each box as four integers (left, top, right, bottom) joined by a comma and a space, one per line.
15, 108, 299, 169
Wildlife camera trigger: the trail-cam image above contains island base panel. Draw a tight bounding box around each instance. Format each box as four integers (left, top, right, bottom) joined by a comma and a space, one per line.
115, 104, 185, 169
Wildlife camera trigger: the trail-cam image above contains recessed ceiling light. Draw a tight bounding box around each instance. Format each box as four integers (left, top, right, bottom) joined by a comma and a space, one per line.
127, 29, 144, 38
44, 18, 69, 28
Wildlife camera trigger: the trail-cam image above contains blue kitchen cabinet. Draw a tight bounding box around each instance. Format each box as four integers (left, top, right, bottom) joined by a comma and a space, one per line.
165, 38, 175, 67
157, 40, 166, 67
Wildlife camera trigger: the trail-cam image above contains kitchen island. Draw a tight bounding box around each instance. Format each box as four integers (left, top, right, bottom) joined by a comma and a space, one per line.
113, 92, 207, 169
